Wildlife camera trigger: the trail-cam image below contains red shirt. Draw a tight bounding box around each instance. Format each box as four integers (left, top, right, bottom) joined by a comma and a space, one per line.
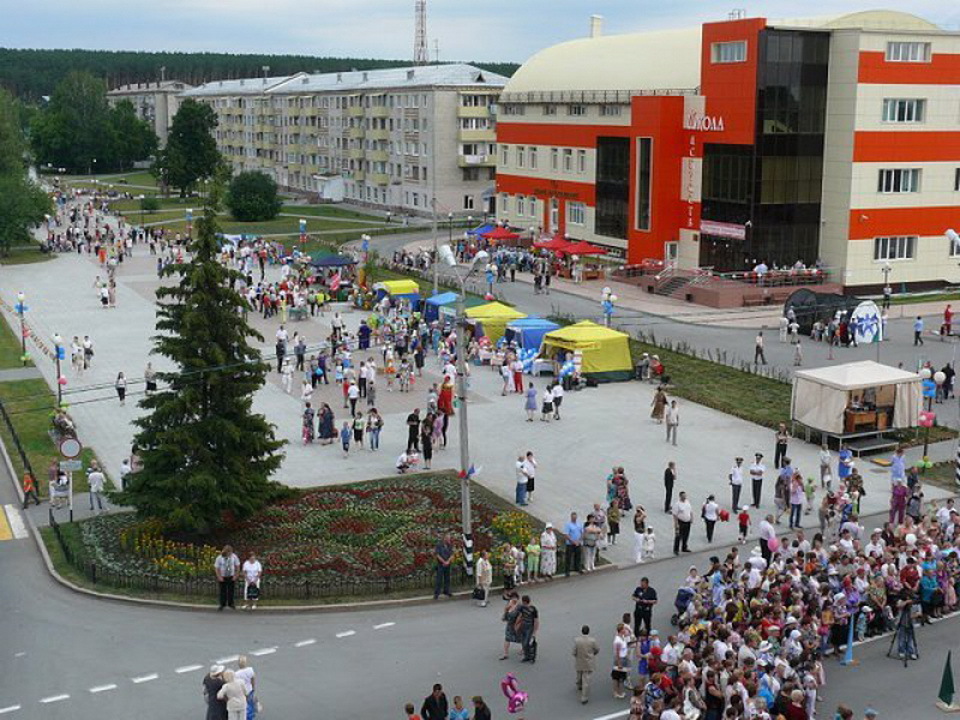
738, 512, 750, 526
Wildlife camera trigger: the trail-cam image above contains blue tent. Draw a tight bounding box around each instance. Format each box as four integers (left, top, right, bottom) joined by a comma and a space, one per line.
503, 317, 561, 350
424, 291, 459, 322
467, 224, 494, 237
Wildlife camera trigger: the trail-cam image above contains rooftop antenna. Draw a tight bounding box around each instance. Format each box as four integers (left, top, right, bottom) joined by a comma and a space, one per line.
414, 0, 429, 65
728, 8, 747, 20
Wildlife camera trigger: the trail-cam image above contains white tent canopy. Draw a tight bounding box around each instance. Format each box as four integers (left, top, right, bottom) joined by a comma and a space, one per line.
791, 360, 921, 435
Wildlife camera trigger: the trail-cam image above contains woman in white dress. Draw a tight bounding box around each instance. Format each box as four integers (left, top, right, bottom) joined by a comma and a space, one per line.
539, 524, 557, 579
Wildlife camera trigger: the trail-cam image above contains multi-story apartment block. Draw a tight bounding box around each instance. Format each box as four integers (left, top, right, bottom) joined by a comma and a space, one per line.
496, 10, 960, 290
107, 80, 194, 147
182, 64, 507, 217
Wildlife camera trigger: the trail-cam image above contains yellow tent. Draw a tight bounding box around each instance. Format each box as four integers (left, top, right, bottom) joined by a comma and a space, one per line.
373, 279, 420, 296
464, 301, 526, 343
540, 321, 633, 382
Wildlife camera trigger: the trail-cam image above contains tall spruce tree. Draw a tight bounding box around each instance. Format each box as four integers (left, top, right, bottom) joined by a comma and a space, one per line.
124, 179, 284, 534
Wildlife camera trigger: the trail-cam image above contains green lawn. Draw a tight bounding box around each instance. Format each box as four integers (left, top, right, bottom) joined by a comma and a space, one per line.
109, 196, 197, 212
63, 171, 159, 189
0, 246, 54, 266
280, 205, 385, 222
152, 216, 383, 236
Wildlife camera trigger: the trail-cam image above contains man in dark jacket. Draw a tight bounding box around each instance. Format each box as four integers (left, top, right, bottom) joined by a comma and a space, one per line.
472, 696, 492, 720
421, 684, 448, 720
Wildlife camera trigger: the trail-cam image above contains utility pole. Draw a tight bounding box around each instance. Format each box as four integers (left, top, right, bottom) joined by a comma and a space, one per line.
454, 290, 473, 575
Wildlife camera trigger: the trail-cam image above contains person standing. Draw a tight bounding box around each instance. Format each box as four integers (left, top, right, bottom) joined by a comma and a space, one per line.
729, 456, 744, 511
234, 656, 257, 720
632, 577, 658, 636
475, 550, 493, 607
514, 455, 528, 506
663, 461, 676, 513
789, 471, 805, 530
215, 545, 240, 611
433, 533, 453, 600
406, 408, 421, 453
665, 400, 679, 446
672, 491, 693, 555
564, 512, 583, 576
819, 443, 832, 489
522, 451, 538, 502
774, 423, 789, 468
552, 381, 564, 419
472, 697, 491, 720
21, 471, 40, 508
757, 514, 776, 564
755, 331, 767, 365
749, 453, 765, 508
517, 595, 540, 662
524, 382, 537, 422
701, 494, 720, 543
87, 462, 106, 512
241, 552, 262, 611
203, 665, 228, 720
540, 523, 557, 579
650, 387, 667, 423
572, 625, 600, 704
420, 684, 448, 720
582, 515, 601, 572
115, 372, 127, 405
144, 362, 157, 394
914, 315, 924, 345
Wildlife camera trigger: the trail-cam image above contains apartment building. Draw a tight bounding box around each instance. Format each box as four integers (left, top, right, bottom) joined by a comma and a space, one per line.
107, 80, 194, 147
496, 10, 960, 290
182, 64, 507, 217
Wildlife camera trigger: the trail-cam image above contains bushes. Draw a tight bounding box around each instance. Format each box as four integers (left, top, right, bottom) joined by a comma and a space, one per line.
226, 171, 281, 222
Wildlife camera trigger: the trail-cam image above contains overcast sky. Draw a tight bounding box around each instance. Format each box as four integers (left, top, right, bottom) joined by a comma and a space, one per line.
2, 1, 958, 63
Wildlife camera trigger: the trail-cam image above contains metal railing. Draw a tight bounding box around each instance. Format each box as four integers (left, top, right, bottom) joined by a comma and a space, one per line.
0, 399, 35, 480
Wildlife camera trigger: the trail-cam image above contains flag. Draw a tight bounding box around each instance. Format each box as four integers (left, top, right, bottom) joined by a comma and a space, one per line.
939, 651, 956, 707
329, 272, 341, 292
458, 465, 481, 480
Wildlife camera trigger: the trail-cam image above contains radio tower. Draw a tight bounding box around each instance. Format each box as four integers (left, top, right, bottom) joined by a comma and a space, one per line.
414, 0, 428, 65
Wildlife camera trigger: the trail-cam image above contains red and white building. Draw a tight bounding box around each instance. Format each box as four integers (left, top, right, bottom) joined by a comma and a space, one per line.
495, 11, 960, 290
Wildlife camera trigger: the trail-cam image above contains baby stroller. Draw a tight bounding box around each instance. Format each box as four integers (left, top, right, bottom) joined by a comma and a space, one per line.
671, 587, 696, 626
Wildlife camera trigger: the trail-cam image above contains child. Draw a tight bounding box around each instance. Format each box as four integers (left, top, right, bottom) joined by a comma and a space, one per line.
641, 527, 656, 561
404, 703, 422, 720
804, 477, 816, 514
737, 505, 751, 544
340, 421, 351, 457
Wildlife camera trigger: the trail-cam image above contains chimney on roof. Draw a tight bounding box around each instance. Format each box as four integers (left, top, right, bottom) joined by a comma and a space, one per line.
589, 14, 603, 38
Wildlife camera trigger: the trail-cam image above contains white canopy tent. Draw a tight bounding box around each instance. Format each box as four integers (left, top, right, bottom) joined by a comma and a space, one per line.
791, 360, 921, 435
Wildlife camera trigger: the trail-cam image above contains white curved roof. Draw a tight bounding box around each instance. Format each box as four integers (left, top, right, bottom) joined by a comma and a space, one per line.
504, 26, 701, 96
774, 10, 942, 32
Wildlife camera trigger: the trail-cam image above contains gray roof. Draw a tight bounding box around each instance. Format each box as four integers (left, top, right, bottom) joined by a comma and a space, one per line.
109, 80, 194, 95
183, 64, 507, 97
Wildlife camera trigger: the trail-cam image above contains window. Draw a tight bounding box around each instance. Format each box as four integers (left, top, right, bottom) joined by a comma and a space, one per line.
500, 194, 510, 213
502, 104, 525, 116
543, 104, 556, 116
951, 232, 960, 258
500, 145, 509, 166
516, 146, 525, 168
874, 235, 916, 261
528, 197, 537, 217
877, 168, 921, 193
711, 40, 747, 64
567, 104, 586, 116
529, 147, 537, 169
550, 148, 559, 171
462, 168, 480, 181
463, 195, 475, 210
568, 202, 586, 226
882, 98, 926, 123
886, 42, 931, 63
955, 168, 960, 192
563, 149, 573, 172
577, 149, 587, 174
599, 105, 622, 117
636, 138, 652, 231
516, 195, 525, 217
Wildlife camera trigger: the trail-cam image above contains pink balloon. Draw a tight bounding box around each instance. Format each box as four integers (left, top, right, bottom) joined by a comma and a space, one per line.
58, 376, 68, 386
501, 673, 527, 714
767, 537, 780, 552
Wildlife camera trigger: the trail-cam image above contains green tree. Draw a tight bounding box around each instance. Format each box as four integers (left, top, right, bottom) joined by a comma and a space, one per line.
226, 171, 282, 221
30, 71, 116, 173
0, 88, 26, 174
109, 100, 158, 171
153, 99, 221, 196
122, 178, 284, 534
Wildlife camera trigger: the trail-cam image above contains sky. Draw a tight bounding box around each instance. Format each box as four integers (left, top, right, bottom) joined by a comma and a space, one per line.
2, 0, 959, 64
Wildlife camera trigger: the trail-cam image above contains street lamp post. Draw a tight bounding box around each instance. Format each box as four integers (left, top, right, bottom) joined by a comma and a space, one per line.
447, 211, 454, 251
439, 244, 489, 577
52, 333, 64, 406
138, 194, 145, 229
14, 292, 27, 365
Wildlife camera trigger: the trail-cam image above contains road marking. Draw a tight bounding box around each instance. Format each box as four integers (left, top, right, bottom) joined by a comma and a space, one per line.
175, 664, 204, 674
0, 706, 21, 715
89, 685, 117, 694
592, 711, 628, 720
215, 655, 239, 665
39, 695, 69, 704
13, 653, 25, 658
250, 648, 277, 657
2, 506, 28, 540
294, 639, 316, 647
335, 630, 356, 638
131, 674, 158, 684
373, 622, 396, 630
0, 507, 11, 541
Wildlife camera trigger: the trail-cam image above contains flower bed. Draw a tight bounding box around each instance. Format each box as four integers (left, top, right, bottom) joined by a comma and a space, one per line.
73, 473, 536, 590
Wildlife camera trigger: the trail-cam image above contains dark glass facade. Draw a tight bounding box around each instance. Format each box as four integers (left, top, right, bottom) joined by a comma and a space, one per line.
595, 137, 630, 240
700, 28, 829, 271
635, 137, 652, 231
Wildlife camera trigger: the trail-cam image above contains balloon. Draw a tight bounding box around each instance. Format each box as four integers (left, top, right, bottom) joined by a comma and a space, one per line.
485, 293, 495, 301
500, 673, 528, 715
767, 537, 780, 552
906, 533, 917, 546
57, 376, 67, 386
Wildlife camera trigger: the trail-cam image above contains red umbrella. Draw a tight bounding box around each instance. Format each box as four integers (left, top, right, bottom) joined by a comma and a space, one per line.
482, 226, 521, 242
533, 236, 573, 252
560, 240, 605, 256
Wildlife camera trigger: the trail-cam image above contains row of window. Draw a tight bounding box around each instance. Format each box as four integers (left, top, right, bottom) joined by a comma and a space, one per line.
502, 145, 588, 174
500, 103, 623, 118
497, 194, 588, 227
212, 92, 434, 111
876, 168, 960, 193
710, 40, 932, 67
874, 235, 960, 261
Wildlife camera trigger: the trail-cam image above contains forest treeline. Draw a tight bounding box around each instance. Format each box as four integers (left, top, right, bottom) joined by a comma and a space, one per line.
0, 48, 518, 100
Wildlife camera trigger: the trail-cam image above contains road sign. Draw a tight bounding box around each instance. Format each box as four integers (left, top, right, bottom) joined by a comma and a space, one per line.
59, 437, 82, 459
59, 460, 82, 472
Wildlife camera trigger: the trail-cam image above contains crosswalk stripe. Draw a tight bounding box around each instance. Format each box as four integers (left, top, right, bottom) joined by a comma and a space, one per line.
0, 508, 12, 542
2, 505, 28, 540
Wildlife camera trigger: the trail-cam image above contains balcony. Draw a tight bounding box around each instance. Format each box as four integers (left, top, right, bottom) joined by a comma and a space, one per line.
347, 148, 364, 160
458, 128, 496, 143
458, 154, 495, 168
367, 128, 389, 141
370, 172, 390, 185
368, 105, 390, 119
351, 170, 365, 182
348, 126, 365, 139
348, 105, 364, 117
365, 149, 389, 162
457, 105, 492, 119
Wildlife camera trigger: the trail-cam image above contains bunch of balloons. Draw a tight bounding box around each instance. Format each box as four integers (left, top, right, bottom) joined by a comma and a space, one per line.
500, 673, 527, 715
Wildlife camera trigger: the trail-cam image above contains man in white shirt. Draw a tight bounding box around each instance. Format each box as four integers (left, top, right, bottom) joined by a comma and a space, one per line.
937, 499, 956, 527
729, 457, 744, 511
87, 463, 106, 512
749, 453, 765, 508
515, 455, 528, 506
275, 325, 289, 344
119, 458, 132, 491
672, 491, 693, 555
665, 400, 680, 446
522, 452, 538, 500
863, 530, 885, 558
757, 514, 776, 563
551, 382, 564, 420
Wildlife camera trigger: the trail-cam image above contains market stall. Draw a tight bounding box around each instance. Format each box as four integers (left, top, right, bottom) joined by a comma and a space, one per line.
424, 291, 459, 323
373, 279, 421, 309
539, 321, 633, 382
503, 317, 560, 350
791, 361, 921, 444
464, 301, 526, 343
